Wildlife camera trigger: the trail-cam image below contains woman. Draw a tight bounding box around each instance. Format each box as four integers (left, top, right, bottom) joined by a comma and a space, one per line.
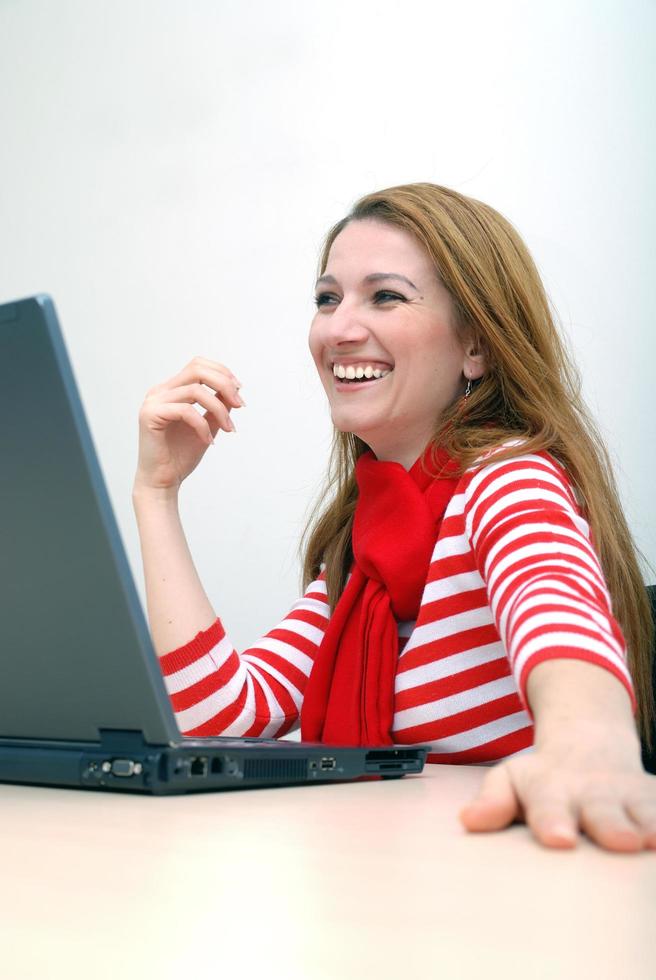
133, 182, 655, 852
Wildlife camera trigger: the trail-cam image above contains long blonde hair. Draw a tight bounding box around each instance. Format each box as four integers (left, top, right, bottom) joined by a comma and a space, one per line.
301, 182, 653, 748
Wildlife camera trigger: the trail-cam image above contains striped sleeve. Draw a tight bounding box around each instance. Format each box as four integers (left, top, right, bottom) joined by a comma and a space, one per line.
462, 452, 637, 716
158, 576, 330, 737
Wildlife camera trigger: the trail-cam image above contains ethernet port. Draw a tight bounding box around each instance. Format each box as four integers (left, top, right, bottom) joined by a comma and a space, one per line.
210, 757, 223, 775
190, 756, 208, 777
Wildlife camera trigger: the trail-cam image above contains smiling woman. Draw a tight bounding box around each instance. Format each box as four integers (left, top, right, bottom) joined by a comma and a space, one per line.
133, 181, 656, 853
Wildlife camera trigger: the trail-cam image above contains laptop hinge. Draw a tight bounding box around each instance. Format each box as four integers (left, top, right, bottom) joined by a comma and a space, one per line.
98, 729, 151, 752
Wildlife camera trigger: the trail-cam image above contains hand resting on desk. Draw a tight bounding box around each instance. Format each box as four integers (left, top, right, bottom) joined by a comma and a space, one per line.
460, 660, 656, 852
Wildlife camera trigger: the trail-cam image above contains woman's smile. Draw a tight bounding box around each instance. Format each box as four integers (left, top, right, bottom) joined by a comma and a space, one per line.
331, 357, 394, 391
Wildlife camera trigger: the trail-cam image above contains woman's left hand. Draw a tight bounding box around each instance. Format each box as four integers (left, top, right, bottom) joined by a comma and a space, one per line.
459, 727, 656, 851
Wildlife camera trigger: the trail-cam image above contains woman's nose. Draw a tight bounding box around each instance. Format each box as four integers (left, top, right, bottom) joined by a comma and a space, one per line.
324, 303, 369, 345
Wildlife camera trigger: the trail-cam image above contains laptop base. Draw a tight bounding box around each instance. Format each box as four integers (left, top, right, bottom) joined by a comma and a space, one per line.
0, 730, 427, 795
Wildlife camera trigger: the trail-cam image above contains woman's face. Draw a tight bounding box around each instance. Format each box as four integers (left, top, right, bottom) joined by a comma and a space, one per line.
309, 218, 482, 468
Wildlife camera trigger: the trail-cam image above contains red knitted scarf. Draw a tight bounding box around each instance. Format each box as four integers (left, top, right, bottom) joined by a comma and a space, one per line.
300, 445, 460, 746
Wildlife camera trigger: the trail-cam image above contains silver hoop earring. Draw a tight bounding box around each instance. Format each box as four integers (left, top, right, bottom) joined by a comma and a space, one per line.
464, 378, 472, 399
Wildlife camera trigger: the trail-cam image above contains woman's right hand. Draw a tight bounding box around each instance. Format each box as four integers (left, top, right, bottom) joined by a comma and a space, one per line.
133, 356, 245, 493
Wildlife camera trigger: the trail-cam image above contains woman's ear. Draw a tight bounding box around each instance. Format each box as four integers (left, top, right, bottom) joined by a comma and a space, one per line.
463, 341, 487, 381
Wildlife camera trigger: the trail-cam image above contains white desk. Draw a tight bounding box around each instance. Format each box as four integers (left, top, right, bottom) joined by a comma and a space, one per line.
0, 765, 653, 980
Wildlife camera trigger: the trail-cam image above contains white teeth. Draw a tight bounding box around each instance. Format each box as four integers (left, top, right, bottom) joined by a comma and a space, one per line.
332, 363, 393, 382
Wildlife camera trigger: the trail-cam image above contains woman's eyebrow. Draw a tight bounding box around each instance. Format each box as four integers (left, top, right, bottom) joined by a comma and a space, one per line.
314, 273, 419, 292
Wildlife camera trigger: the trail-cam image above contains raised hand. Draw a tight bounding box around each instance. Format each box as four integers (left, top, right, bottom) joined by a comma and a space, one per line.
134, 356, 245, 492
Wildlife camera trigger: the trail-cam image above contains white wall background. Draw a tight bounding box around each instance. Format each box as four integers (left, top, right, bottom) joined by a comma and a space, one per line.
1, 0, 654, 652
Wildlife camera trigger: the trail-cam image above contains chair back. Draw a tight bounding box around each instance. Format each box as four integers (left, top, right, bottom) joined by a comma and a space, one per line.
641, 585, 656, 773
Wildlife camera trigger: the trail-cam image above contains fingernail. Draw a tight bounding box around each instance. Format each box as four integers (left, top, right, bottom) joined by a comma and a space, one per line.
230, 419, 237, 432
550, 824, 576, 842
238, 395, 247, 407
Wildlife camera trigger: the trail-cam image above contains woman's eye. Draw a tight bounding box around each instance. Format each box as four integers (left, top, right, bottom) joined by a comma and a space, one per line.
314, 293, 337, 308
373, 290, 406, 304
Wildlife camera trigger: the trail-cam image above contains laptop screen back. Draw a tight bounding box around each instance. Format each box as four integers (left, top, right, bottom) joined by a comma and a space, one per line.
0, 296, 177, 744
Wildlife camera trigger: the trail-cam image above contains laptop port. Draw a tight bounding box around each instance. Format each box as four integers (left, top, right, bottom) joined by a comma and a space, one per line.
210, 757, 223, 774
320, 757, 336, 771
190, 756, 208, 777
364, 748, 423, 773
111, 758, 141, 777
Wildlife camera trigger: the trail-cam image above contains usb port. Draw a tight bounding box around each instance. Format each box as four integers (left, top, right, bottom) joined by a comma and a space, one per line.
320, 757, 336, 771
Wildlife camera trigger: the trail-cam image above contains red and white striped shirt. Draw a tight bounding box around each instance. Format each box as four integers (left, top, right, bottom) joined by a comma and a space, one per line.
159, 449, 636, 764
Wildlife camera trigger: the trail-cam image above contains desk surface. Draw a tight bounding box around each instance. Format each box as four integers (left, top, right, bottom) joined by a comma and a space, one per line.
0, 764, 653, 980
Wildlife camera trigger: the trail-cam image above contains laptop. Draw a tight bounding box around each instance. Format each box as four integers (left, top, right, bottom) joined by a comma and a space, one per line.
0, 295, 428, 794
